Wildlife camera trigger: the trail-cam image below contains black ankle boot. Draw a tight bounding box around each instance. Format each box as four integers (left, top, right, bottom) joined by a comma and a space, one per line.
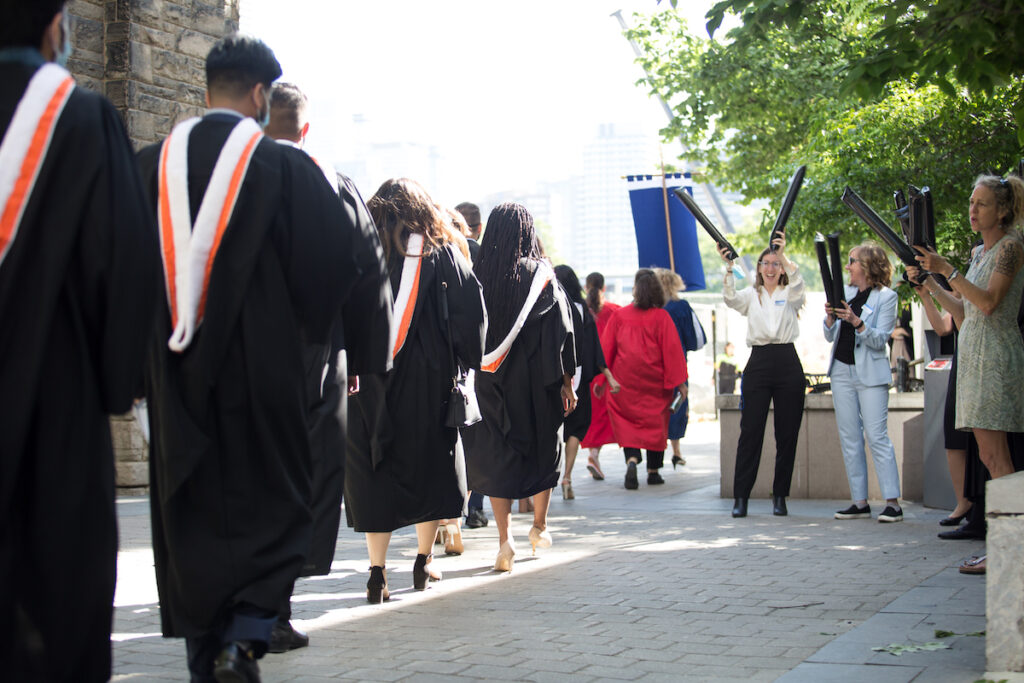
732, 498, 748, 518
773, 495, 788, 516
366, 566, 389, 604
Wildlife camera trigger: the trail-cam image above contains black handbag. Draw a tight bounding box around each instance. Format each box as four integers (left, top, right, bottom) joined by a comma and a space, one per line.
441, 280, 481, 428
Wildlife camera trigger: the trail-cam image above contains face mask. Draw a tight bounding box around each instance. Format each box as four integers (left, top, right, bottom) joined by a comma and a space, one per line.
54, 14, 72, 68
257, 86, 271, 129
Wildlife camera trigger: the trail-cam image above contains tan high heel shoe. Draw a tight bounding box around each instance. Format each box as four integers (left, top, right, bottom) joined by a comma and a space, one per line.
443, 523, 464, 556
561, 481, 574, 500
528, 525, 552, 555
494, 538, 515, 572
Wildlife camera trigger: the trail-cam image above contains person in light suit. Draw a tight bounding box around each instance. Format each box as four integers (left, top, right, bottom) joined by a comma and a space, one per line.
824, 242, 902, 523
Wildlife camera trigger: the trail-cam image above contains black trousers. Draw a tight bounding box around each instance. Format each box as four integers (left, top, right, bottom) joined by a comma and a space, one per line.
623, 447, 665, 470
734, 344, 805, 498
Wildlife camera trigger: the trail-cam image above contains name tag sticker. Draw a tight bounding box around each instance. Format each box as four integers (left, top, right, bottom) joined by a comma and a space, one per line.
862, 305, 874, 316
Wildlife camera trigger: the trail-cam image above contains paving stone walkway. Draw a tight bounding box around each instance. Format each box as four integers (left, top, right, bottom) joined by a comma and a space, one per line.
110, 420, 987, 682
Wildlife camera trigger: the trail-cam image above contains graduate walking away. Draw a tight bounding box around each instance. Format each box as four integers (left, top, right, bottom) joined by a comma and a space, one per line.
463, 203, 577, 571
603, 269, 688, 489
137, 35, 364, 682
0, 4, 160, 678
719, 234, 806, 518
580, 271, 621, 479
345, 178, 485, 602
555, 265, 620, 499
264, 82, 392, 650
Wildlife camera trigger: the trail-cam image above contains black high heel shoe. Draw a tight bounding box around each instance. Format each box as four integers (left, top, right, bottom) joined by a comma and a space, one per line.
732, 498, 748, 518
939, 511, 969, 526
412, 553, 442, 590
366, 565, 389, 603
773, 495, 788, 516
672, 455, 686, 469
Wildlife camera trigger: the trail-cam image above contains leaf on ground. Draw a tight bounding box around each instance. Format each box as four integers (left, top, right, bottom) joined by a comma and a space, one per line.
872, 641, 951, 655
935, 629, 986, 638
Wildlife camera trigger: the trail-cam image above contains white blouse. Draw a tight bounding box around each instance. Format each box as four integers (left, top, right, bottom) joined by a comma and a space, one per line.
723, 263, 805, 346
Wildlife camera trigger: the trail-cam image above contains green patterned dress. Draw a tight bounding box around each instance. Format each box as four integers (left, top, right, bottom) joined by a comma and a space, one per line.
956, 232, 1024, 431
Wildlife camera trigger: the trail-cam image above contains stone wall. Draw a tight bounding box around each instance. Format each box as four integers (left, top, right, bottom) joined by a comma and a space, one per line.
65, 0, 241, 489
68, 0, 240, 148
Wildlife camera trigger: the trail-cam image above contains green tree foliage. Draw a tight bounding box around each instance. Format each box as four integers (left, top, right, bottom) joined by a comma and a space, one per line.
706, 1, 1024, 129
628, 4, 1022, 272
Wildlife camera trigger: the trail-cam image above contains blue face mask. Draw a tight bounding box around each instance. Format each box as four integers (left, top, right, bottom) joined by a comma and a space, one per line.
257, 86, 271, 129
54, 14, 72, 68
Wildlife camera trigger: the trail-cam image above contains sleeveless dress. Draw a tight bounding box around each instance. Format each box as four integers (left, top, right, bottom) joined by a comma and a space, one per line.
956, 232, 1024, 432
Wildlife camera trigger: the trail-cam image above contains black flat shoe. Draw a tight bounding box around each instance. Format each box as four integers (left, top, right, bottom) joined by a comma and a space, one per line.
939, 512, 969, 526
647, 471, 665, 485
772, 496, 788, 516
938, 527, 985, 540
624, 461, 639, 490
366, 565, 389, 603
267, 619, 309, 654
671, 455, 686, 469
213, 641, 260, 683
732, 498, 748, 518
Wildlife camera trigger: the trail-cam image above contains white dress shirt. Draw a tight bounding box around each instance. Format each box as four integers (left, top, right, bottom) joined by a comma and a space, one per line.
723, 264, 805, 346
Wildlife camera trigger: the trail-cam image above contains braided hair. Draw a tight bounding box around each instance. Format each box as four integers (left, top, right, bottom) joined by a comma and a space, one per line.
474, 202, 543, 347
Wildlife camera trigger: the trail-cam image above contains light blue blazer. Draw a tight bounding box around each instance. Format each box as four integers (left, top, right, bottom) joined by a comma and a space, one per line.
823, 285, 898, 387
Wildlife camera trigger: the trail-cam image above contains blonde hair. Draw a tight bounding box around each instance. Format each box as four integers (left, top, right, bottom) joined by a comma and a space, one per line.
654, 268, 683, 302
852, 241, 892, 289
975, 174, 1024, 229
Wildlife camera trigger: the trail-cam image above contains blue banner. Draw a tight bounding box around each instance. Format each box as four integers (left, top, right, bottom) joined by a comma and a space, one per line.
625, 173, 706, 291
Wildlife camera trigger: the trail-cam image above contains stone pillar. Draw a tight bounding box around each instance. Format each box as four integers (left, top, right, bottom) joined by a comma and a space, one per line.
986, 470, 1024, 674
65, 0, 241, 490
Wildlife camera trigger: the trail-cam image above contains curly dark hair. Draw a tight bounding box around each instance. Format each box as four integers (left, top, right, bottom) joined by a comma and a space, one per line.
367, 178, 468, 261
206, 33, 282, 97
632, 269, 666, 310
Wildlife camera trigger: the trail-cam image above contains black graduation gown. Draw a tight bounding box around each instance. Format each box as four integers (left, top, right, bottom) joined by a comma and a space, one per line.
0, 60, 159, 681
562, 301, 606, 442
137, 114, 358, 638
302, 172, 391, 576
463, 260, 576, 498
345, 244, 485, 532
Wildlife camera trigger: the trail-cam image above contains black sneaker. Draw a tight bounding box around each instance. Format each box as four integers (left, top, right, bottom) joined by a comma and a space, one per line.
834, 504, 871, 520
624, 462, 639, 490
465, 508, 488, 528
647, 471, 665, 485
878, 506, 903, 523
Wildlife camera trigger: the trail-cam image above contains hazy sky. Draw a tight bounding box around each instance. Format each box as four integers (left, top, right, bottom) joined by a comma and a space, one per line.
240, 1, 721, 203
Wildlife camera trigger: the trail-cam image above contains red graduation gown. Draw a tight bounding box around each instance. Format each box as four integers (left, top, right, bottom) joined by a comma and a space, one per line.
603, 304, 687, 451
580, 302, 621, 448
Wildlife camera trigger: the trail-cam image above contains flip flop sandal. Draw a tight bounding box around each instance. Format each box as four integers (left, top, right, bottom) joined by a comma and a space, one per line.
958, 555, 986, 574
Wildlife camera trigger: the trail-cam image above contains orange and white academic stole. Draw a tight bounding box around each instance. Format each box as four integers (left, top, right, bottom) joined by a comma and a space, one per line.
388, 233, 424, 360
157, 116, 263, 352
479, 263, 553, 373
0, 63, 75, 268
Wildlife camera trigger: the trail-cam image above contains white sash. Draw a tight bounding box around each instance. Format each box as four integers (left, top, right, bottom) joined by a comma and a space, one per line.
0, 63, 75, 268
480, 263, 554, 373
388, 232, 424, 360
158, 116, 263, 352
